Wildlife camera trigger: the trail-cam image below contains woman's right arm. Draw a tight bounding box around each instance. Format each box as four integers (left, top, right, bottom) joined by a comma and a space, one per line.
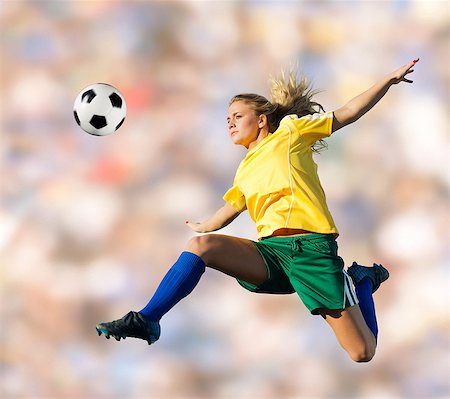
186, 202, 241, 233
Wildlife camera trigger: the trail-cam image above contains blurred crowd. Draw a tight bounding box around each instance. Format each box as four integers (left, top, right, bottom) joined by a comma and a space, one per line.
1, 1, 449, 398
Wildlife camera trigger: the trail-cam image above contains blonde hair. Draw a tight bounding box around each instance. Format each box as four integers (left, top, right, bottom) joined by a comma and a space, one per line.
229, 70, 328, 154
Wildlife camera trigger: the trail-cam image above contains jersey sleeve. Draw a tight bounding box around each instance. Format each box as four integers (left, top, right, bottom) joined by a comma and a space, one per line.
283, 111, 334, 145
223, 182, 247, 213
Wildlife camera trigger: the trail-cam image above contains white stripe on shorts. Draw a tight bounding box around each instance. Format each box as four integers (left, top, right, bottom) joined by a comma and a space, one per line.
343, 270, 358, 307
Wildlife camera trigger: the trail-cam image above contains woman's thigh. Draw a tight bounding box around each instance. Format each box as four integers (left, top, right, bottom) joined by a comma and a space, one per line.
186, 234, 268, 286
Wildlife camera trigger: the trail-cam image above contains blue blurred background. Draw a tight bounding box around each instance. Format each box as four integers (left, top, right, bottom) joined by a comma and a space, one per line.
1, 1, 449, 398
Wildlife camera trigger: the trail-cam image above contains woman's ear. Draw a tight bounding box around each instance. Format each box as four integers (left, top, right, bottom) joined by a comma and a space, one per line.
258, 114, 268, 129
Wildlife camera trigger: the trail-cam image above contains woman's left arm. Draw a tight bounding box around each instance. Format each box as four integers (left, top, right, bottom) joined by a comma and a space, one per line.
332, 58, 419, 133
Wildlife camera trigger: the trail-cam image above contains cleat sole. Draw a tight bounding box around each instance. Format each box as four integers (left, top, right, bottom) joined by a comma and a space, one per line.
96, 326, 111, 337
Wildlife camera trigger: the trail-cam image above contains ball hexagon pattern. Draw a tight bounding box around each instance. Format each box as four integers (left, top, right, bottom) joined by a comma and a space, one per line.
73, 83, 126, 136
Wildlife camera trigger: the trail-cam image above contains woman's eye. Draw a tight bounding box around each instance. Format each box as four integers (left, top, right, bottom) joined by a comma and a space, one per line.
236, 115, 241, 119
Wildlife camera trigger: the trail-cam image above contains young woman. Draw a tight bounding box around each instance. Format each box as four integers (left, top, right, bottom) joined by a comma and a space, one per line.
96, 59, 419, 362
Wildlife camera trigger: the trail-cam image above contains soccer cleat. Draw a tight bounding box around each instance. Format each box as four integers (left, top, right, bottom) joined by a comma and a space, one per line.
347, 262, 389, 293
96, 311, 161, 345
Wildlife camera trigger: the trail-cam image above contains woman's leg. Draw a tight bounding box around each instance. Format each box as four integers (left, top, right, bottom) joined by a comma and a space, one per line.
138, 234, 268, 321
318, 305, 377, 363
96, 234, 267, 343
322, 261, 389, 361
186, 234, 268, 285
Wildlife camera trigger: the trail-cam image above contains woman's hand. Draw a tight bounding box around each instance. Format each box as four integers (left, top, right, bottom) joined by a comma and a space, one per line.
186, 221, 209, 233
388, 58, 419, 85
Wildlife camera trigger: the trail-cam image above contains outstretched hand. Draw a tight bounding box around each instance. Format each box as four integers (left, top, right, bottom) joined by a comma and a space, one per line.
388, 58, 419, 85
186, 221, 207, 233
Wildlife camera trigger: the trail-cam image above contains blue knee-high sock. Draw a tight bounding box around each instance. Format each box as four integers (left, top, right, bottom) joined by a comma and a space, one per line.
355, 277, 378, 340
139, 252, 205, 322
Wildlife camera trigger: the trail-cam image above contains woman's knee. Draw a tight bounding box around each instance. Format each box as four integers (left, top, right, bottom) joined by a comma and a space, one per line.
186, 235, 217, 263
348, 341, 376, 363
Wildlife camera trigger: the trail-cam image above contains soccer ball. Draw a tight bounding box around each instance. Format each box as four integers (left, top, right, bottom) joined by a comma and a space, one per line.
73, 83, 126, 136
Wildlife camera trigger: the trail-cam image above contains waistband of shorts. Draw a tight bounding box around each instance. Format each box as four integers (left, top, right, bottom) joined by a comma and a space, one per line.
260, 233, 336, 243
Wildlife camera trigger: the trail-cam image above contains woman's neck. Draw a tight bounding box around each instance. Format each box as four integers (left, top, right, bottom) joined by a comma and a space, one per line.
247, 129, 270, 151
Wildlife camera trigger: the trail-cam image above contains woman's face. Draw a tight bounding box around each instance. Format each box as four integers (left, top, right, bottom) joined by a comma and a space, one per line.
227, 101, 263, 148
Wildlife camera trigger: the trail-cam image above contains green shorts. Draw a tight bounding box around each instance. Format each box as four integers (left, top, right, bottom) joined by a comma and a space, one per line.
237, 233, 358, 314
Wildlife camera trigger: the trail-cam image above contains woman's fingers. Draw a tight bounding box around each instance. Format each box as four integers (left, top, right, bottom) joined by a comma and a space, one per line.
185, 221, 204, 232
405, 58, 419, 71
390, 59, 418, 84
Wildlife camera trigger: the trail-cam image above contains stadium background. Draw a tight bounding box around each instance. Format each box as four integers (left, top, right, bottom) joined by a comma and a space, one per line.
1, 1, 449, 398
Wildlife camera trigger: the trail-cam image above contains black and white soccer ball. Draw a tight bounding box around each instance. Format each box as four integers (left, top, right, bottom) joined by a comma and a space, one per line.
73, 83, 126, 136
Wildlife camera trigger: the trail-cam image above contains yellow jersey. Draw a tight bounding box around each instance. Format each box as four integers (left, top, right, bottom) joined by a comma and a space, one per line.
223, 112, 339, 239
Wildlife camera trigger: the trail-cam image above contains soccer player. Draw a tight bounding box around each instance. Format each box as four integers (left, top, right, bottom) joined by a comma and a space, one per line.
96, 59, 419, 362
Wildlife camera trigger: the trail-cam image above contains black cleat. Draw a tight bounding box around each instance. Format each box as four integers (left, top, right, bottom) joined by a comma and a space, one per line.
96, 311, 161, 345
347, 262, 389, 293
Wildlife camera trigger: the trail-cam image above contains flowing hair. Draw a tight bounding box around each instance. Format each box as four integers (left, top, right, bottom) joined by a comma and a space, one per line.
229, 70, 328, 154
